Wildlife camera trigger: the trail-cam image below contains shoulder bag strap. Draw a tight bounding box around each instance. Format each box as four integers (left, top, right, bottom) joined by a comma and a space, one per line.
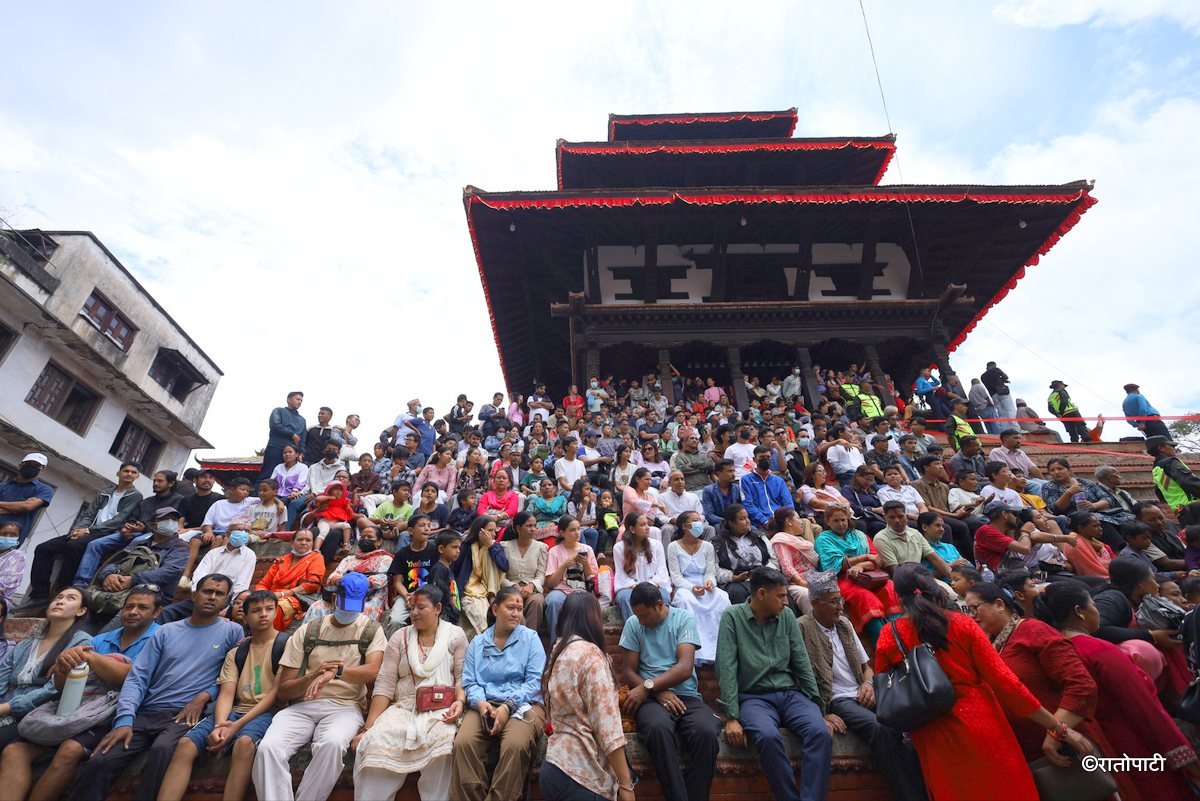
889, 618, 910, 659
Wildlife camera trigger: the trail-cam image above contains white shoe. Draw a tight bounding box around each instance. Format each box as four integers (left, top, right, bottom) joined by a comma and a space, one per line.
178, 575, 192, 590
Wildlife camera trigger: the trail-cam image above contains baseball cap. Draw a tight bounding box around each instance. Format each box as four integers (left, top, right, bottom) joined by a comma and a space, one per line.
983, 500, 1022, 518
1145, 435, 1177, 454
154, 506, 182, 519
21, 453, 48, 467
337, 572, 369, 613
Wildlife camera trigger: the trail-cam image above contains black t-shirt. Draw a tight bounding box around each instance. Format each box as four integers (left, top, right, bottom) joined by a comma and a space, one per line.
386, 540, 438, 595
177, 491, 225, 529
981, 366, 1010, 396
427, 562, 461, 623
415, 503, 450, 530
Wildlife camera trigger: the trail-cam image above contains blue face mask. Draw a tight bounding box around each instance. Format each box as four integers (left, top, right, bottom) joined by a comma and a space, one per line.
689, 521, 705, 538
0, 537, 17, 551
227, 531, 250, 549
333, 609, 359, 625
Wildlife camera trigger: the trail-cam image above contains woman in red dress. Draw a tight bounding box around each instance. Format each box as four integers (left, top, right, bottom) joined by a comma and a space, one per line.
876, 564, 1093, 801
967, 583, 1138, 800
1035, 579, 1200, 800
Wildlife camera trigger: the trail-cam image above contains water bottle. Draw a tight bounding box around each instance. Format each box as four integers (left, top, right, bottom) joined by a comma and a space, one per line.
58, 662, 89, 716
1072, 492, 1085, 509
980, 563, 994, 583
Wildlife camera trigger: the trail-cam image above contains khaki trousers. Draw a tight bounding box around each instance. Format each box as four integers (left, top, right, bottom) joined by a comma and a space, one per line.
450, 704, 546, 801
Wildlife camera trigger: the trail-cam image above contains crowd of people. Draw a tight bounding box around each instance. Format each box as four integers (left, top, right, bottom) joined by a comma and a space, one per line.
0, 361, 1199, 801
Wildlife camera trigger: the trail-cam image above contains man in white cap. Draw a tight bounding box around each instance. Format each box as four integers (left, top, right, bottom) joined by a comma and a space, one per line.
0, 453, 55, 545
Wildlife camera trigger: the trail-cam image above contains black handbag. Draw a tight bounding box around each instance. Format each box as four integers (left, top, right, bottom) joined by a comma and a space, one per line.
873, 619, 956, 730
1180, 678, 1200, 724
1028, 756, 1117, 801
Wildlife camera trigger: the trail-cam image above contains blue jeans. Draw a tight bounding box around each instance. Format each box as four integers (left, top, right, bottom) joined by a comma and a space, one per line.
581, 526, 599, 551
546, 589, 568, 641
539, 761, 610, 801
285, 495, 309, 528
75, 532, 146, 585
615, 586, 671, 621
184, 709, 274, 753
738, 690, 831, 801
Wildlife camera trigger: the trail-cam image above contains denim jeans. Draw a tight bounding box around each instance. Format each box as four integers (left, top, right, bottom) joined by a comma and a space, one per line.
75, 531, 147, 585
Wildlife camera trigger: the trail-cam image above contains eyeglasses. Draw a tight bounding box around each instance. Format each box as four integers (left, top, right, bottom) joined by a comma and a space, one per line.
965, 603, 983, 616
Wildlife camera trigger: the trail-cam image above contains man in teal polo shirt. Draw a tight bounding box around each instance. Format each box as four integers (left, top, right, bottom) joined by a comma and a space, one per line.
619, 582, 721, 801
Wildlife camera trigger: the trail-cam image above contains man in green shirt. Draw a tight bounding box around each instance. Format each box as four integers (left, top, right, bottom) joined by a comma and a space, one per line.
716, 567, 832, 801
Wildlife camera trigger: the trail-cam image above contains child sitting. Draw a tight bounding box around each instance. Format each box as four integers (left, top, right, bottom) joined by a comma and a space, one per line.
427, 531, 463, 624
312, 480, 355, 555
595, 488, 621, 555
447, 489, 478, 533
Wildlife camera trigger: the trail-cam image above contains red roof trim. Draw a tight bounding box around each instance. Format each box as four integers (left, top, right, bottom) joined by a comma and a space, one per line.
608, 110, 799, 141
468, 188, 1092, 212
556, 139, 896, 188
560, 139, 891, 157
948, 193, 1098, 351
463, 197, 511, 392
466, 187, 1095, 387
872, 147, 895, 185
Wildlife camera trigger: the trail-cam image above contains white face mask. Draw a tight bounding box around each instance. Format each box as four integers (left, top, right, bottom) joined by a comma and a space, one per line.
157, 519, 180, 535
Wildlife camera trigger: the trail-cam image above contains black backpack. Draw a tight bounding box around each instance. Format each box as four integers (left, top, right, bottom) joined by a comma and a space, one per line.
234, 632, 291, 676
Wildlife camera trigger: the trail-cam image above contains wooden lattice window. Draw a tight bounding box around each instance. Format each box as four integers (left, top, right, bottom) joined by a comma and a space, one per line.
81, 290, 138, 350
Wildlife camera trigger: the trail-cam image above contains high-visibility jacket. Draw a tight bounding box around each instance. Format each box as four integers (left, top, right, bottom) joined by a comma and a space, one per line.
1153, 456, 1200, 506
948, 415, 973, 450
859, 393, 884, 420
1047, 390, 1079, 417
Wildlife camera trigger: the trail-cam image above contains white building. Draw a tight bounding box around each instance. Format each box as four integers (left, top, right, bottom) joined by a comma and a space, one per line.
0, 229, 221, 591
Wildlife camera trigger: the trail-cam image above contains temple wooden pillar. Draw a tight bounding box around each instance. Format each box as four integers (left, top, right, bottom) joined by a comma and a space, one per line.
727, 346, 749, 410
658, 348, 675, 404
932, 340, 956, 381
864, 344, 894, 406
795, 346, 821, 410
585, 342, 600, 384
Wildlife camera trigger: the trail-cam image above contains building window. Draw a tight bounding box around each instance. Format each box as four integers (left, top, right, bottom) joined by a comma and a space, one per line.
80, 290, 138, 351
25, 361, 102, 434
0, 320, 16, 362
148, 348, 207, 402
110, 417, 164, 473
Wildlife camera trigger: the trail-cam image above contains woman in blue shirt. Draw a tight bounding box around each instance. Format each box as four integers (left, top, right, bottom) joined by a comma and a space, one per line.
0, 587, 92, 750
451, 586, 546, 800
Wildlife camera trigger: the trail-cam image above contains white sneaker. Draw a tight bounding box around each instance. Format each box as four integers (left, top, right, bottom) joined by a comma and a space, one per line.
178, 575, 192, 590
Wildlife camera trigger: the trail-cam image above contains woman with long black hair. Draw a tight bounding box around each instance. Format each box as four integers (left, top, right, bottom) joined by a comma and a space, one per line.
540, 592, 636, 801
500, 511, 548, 633
0, 587, 92, 750
875, 564, 1091, 801
1035, 579, 1200, 800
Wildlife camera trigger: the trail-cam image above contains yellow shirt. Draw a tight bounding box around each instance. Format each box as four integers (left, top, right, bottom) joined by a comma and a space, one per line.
218, 639, 278, 713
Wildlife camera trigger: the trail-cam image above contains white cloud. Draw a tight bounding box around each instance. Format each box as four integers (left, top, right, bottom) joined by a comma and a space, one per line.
995, 0, 1200, 31
1, 1, 1197, 458
953, 92, 1200, 425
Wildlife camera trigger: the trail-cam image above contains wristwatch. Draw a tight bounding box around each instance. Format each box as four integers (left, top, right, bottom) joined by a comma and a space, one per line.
334, 665, 344, 680
643, 679, 654, 693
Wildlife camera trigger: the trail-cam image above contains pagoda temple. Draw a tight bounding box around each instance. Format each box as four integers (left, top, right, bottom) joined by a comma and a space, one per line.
464, 108, 1096, 410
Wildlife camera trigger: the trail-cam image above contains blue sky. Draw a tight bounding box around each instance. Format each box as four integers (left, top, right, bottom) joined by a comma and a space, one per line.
2, 1, 1198, 456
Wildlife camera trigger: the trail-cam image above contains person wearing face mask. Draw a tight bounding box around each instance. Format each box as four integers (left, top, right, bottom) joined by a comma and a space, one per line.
87, 507, 191, 615
156, 519, 259, 624
255, 528, 325, 631
666, 512, 729, 665
0, 453, 55, 547
0, 522, 26, 602
782, 366, 804, 402
22, 461, 143, 609
302, 524, 394, 624
739, 445, 795, 529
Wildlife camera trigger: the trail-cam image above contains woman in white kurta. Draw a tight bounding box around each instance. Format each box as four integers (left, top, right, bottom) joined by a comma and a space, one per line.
665, 511, 729, 664
353, 585, 468, 801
